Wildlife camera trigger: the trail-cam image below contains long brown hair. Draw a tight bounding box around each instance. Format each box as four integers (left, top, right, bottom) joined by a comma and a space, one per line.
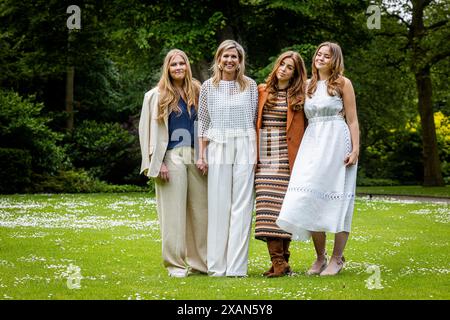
157, 49, 200, 120
265, 51, 307, 110
307, 42, 345, 98
211, 39, 249, 91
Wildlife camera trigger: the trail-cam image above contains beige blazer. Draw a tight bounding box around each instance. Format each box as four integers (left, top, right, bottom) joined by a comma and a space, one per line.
139, 87, 169, 178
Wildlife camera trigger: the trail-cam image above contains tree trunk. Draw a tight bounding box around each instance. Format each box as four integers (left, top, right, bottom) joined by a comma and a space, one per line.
214, 0, 244, 45
415, 67, 444, 186
192, 0, 243, 83
410, 0, 445, 186
65, 66, 74, 131
192, 59, 210, 83
66, 28, 75, 132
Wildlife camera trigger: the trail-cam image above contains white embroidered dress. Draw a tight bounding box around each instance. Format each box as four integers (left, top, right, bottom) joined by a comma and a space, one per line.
276, 80, 357, 241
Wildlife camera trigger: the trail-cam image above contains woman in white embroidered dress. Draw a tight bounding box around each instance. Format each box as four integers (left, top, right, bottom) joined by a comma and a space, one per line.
276, 42, 359, 276
197, 40, 258, 277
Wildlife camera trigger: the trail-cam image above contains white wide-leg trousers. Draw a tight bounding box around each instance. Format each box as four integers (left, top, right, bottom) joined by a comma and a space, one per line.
207, 136, 256, 277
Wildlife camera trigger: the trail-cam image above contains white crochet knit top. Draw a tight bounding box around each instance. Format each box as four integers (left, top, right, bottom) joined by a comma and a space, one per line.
198, 77, 258, 143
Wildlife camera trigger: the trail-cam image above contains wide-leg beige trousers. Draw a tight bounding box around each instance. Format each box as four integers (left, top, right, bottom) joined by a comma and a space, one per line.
155, 146, 208, 277
207, 136, 256, 277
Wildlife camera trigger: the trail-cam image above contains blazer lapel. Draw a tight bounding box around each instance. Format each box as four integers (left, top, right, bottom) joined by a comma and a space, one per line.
286, 100, 294, 132
163, 112, 168, 129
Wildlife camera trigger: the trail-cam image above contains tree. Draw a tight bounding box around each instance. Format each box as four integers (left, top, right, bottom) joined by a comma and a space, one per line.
380, 0, 449, 186
0, 0, 120, 130
108, 0, 368, 81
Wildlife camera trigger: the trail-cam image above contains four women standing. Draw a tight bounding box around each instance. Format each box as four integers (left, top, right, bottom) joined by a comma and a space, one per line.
140, 41, 358, 278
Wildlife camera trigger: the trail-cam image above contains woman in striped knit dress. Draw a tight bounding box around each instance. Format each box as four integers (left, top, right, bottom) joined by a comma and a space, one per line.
255, 51, 308, 277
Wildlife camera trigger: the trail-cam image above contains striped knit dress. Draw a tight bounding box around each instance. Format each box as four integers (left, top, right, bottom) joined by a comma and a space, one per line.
255, 90, 292, 241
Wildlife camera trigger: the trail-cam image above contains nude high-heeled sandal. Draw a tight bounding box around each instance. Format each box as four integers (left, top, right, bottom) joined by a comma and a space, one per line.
306, 252, 328, 275
320, 255, 345, 276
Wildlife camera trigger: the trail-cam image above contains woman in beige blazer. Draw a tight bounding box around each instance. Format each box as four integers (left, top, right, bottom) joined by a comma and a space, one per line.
139, 49, 208, 278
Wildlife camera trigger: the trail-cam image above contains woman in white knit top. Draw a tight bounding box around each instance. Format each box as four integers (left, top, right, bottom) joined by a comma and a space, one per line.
197, 40, 258, 277
198, 77, 257, 143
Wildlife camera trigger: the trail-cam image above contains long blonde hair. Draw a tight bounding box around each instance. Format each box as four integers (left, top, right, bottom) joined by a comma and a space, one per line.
157, 49, 200, 120
307, 42, 345, 98
265, 51, 307, 110
211, 39, 249, 91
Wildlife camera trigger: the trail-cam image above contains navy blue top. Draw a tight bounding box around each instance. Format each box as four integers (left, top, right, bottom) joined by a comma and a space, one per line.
167, 98, 197, 150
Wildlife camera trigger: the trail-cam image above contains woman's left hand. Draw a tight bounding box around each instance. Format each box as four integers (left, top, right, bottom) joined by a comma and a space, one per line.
196, 158, 208, 175
344, 151, 358, 167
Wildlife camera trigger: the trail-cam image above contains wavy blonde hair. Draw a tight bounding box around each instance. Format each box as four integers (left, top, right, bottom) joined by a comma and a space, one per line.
157, 49, 200, 120
307, 42, 345, 98
211, 39, 249, 91
265, 51, 307, 110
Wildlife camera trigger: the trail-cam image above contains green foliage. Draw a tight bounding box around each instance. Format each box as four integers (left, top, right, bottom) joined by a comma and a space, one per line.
244, 0, 368, 72
110, 0, 226, 64
0, 90, 66, 174
361, 112, 450, 184
362, 127, 423, 184
32, 170, 103, 193
434, 112, 450, 178
254, 43, 317, 83
356, 185, 450, 198
0, 148, 32, 194
374, 1, 449, 185
0, 0, 68, 84
356, 176, 400, 187
0, 0, 448, 190
67, 120, 137, 183
432, 58, 450, 115
30, 170, 148, 194
75, 57, 122, 123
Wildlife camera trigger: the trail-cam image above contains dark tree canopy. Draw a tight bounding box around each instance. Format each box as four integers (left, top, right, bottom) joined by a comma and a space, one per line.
0, 0, 448, 192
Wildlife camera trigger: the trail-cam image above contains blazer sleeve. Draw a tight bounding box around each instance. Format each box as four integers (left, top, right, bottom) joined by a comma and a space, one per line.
138, 89, 158, 176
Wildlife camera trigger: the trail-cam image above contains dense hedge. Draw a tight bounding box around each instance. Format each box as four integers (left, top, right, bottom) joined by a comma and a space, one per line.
30, 170, 152, 194
0, 90, 147, 194
67, 119, 139, 184
0, 148, 32, 193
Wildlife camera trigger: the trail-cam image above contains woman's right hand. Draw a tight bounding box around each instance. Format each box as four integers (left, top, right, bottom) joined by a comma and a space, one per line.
196, 158, 208, 175
158, 162, 170, 182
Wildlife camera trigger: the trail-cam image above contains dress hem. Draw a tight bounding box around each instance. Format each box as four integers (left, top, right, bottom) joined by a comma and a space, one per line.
276, 218, 351, 242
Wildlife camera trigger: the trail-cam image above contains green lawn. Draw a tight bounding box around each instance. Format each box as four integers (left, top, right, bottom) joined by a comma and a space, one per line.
0, 193, 448, 300
356, 185, 450, 198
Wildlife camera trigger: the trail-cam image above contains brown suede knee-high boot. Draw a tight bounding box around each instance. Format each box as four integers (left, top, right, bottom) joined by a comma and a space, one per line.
266, 238, 290, 277
283, 239, 292, 275
263, 239, 275, 276
263, 238, 293, 276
